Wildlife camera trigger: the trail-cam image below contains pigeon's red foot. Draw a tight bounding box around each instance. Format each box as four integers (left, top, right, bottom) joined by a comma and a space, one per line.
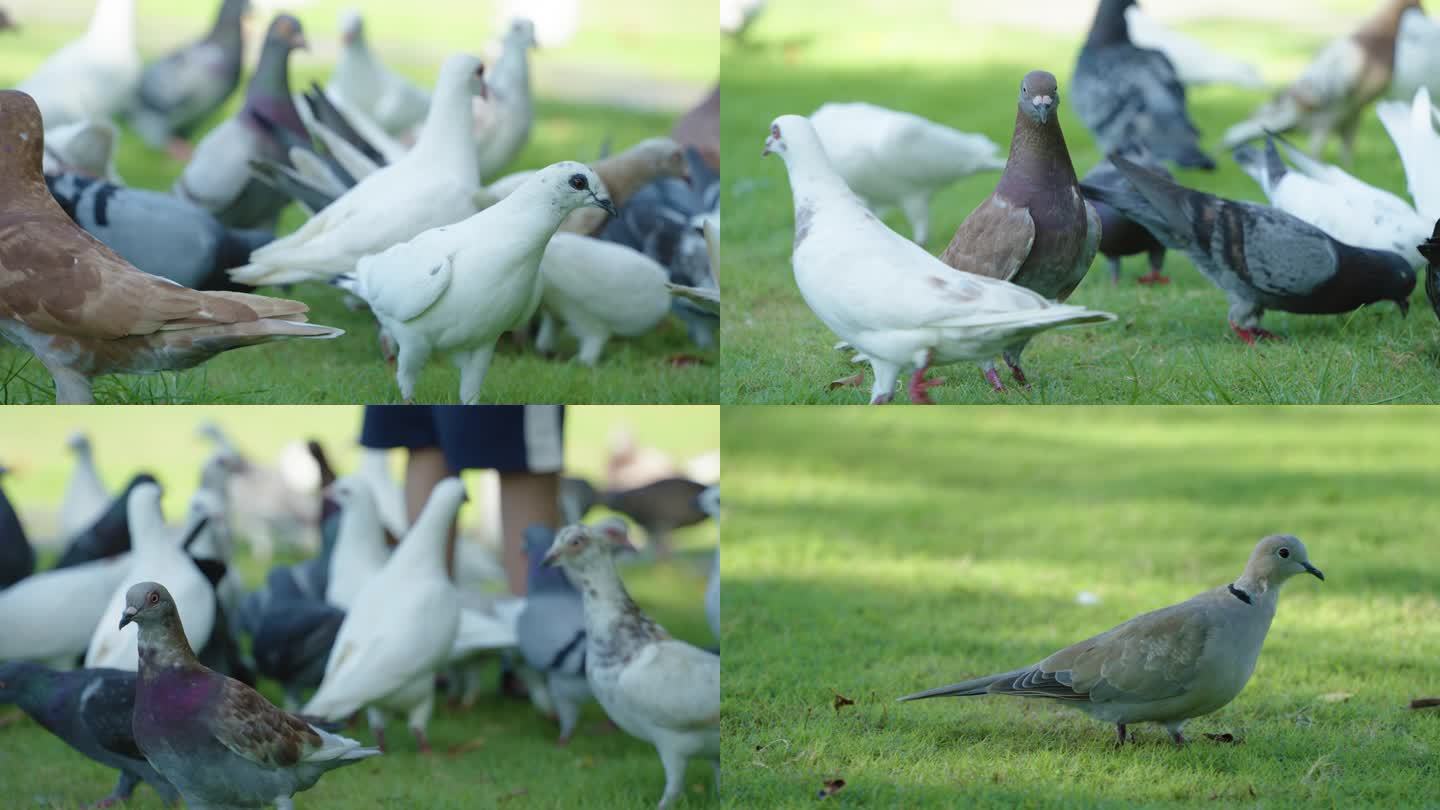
828, 373, 864, 390
555, 735, 572, 748
1136, 270, 1171, 285
414, 729, 432, 754
983, 367, 1006, 392
907, 371, 943, 405
1005, 362, 1029, 387
1229, 323, 1282, 345
666, 353, 704, 367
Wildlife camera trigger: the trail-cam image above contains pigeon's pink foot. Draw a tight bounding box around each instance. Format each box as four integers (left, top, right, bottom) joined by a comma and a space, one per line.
828, 373, 864, 390
1136, 270, 1171, 285
1170, 730, 1187, 747
1005, 362, 1029, 387
983, 367, 1006, 392
414, 729, 432, 754
1229, 322, 1282, 345
907, 356, 942, 404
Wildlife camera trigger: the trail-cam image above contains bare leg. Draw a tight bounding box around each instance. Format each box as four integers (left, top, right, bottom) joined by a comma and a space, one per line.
868, 360, 901, 405
657, 746, 689, 809
407, 692, 436, 754
499, 471, 560, 595
48, 365, 94, 404
1137, 247, 1169, 284
456, 344, 497, 404
899, 194, 931, 246
1108, 255, 1122, 285
981, 361, 1005, 392
1002, 344, 1029, 387
366, 707, 388, 753
906, 349, 943, 404
93, 770, 139, 807
405, 447, 456, 572
395, 340, 430, 404
1114, 723, 1127, 747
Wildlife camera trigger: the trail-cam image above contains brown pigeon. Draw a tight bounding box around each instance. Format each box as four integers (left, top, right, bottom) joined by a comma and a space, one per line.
938, 70, 1100, 392
0, 90, 343, 403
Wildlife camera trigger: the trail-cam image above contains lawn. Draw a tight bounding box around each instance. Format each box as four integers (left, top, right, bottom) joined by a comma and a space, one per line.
0, 0, 719, 404
0, 405, 722, 808
719, 0, 1440, 404
720, 406, 1440, 807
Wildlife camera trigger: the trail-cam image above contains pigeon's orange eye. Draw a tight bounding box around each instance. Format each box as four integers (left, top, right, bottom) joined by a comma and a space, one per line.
148, 592, 159, 605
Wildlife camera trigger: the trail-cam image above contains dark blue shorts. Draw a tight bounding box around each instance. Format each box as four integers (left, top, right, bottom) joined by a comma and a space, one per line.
359, 406, 565, 473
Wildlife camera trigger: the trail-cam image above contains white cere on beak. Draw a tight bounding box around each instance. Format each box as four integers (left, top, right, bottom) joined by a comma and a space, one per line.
18, 131, 27, 142
1032, 95, 1053, 107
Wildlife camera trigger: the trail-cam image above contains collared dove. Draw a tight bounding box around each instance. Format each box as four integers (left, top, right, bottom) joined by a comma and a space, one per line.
899, 535, 1324, 745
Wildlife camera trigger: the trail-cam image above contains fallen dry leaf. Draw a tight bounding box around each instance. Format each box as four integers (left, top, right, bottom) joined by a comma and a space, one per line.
1410, 697, 1440, 710
817, 778, 846, 798
828, 374, 864, 391
1319, 692, 1354, 703
447, 737, 486, 756
832, 691, 855, 712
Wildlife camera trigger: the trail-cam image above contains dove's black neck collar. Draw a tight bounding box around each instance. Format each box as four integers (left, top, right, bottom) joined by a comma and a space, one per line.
1227, 583, 1253, 605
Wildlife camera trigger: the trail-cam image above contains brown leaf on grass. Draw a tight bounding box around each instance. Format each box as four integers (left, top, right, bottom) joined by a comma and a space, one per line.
1318, 691, 1353, 703
817, 778, 846, 798
497, 788, 528, 803
831, 691, 855, 713
0, 710, 24, 729
1203, 732, 1241, 744
828, 374, 864, 391
1410, 697, 1440, 709
447, 736, 486, 756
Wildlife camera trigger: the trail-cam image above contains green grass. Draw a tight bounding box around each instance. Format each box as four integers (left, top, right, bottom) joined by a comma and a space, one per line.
720, 406, 1440, 807
0, 0, 719, 404
0, 405, 722, 808
719, 0, 1440, 404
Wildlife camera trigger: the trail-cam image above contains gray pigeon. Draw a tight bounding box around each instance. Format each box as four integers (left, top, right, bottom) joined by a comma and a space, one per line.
53, 473, 158, 570
46, 172, 272, 291
0, 662, 180, 806
0, 463, 34, 587
603, 477, 710, 556
129, 0, 248, 155
1072, 0, 1215, 170
1420, 219, 1440, 324
252, 597, 344, 709
899, 535, 1323, 746
1080, 145, 1172, 285
516, 525, 592, 744
939, 70, 1101, 391
173, 14, 309, 230
1079, 155, 1416, 342
125, 581, 379, 809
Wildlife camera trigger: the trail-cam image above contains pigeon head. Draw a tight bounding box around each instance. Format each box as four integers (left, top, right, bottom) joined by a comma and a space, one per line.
537, 161, 617, 217
120, 581, 181, 630
438, 53, 488, 101
67, 431, 93, 454
1244, 535, 1323, 586
696, 486, 720, 520
265, 13, 308, 52
506, 17, 538, 50
523, 525, 573, 590
761, 114, 820, 160
541, 520, 636, 568
1018, 71, 1060, 126
0, 91, 46, 184
339, 8, 364, 45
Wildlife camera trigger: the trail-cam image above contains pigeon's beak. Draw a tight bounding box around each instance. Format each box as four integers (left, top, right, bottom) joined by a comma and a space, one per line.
119, 606, 138, 630
591, 193, 618, 217
1030, 95, 1054, 124
762, 135, 776, 157
540, 548, 561, 568
1301, 561, 1324, 581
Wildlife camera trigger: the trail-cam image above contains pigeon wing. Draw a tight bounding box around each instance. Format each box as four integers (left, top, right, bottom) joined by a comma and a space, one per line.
939, 194, 1036, 282
615, 640, 720, 732
210, 677, 325, 768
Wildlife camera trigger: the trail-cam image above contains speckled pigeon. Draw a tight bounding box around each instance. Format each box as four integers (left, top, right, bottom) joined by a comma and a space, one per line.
129, 0, 248, 156
1080, 155, 1416, 342
1072, 0, 1215, 170
46, 172, 272, 291
1420, 219, 1440, 323
602, 477, 709, 557
125, 581, 379, 809
1081, 146, 1172, 285
516, 525, 592, 744
0, 662, 180, 807
939, 69, 1101, 391
53, 473, 157, 570
0, 463, 34, 587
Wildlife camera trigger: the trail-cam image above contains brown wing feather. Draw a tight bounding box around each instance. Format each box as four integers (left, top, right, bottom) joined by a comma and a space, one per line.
938, 193, 1035, 282
211, 677, 323, 769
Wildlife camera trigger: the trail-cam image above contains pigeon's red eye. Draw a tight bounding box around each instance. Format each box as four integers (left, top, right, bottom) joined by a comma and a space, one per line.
148, 592, 159, 605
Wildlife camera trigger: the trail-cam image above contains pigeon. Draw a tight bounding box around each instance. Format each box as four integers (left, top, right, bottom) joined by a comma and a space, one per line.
327, 9, 430, 137
543, 522, 720, 809
304, 478, 467, 752
46, 172, 273, 292
325, 476, 390, 610
1232, 135, 1428, 267
1123, 5, 1263, 89
61, 431, 111, 540
1222, 0, 1420, 165
1420, 219, 1440, 323
1081, 146, 1172, 285
0, 662, 180, 806
600, 147, 720, 350
448, 598, 524, 662
764, 114, 1116, 404
602, 477, 709, 557
0, 463, 34, 587
86, 484, 217, 670
41, 119, 123, 182
230, 54, 489, 287
898, 535, 1324, 746
124, 581, 380, 808
337, 162, 616, 403
516, 525, 591, 744
809, 102, 1006, 245
174, 14, 309, 230
0, 554, 132, 665
0, 92, 343, 404
1079, 155, 1417, 342
938, 70, 1102, 391
16, 0, 140, 130
1390, 6, 1440, 102
54, 473, 157, 570
253, 597, 345, 710
473, 18, 537, 180
128, 0, 248, 157
1377, 87, 1440, 223
1071, 0, 1214, 170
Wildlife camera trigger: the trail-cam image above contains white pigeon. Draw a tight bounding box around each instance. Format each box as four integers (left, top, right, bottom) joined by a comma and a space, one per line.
1390, 7, 1440, 102
40, 119, 123, 182
60, 432, 110, 540
304, 478, 466, 753
764, 114, 1116, 405
809, 102, 1005, 246
0, 553, 132, 666
325, 476, 390, 610
1233, 136, 1428, 267
229, 53, 490, 287
338, 162, 617, 403
358, 448, 408, 540
535, 234, 675, 366
448, 597, 525, 662
84, 484, 216, 671
1377, 87, 1440, 223
1123, 6, 1263, 89
544, 522, 720, 810
473, 18, 537, 180
326, 8, 430, 137
17, 0, 140, 130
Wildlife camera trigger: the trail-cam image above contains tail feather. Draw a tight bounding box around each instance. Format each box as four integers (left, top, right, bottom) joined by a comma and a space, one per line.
1221, 95, 1299, 149
897, 669, 1025, 702
1079, 155, 1198, 251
